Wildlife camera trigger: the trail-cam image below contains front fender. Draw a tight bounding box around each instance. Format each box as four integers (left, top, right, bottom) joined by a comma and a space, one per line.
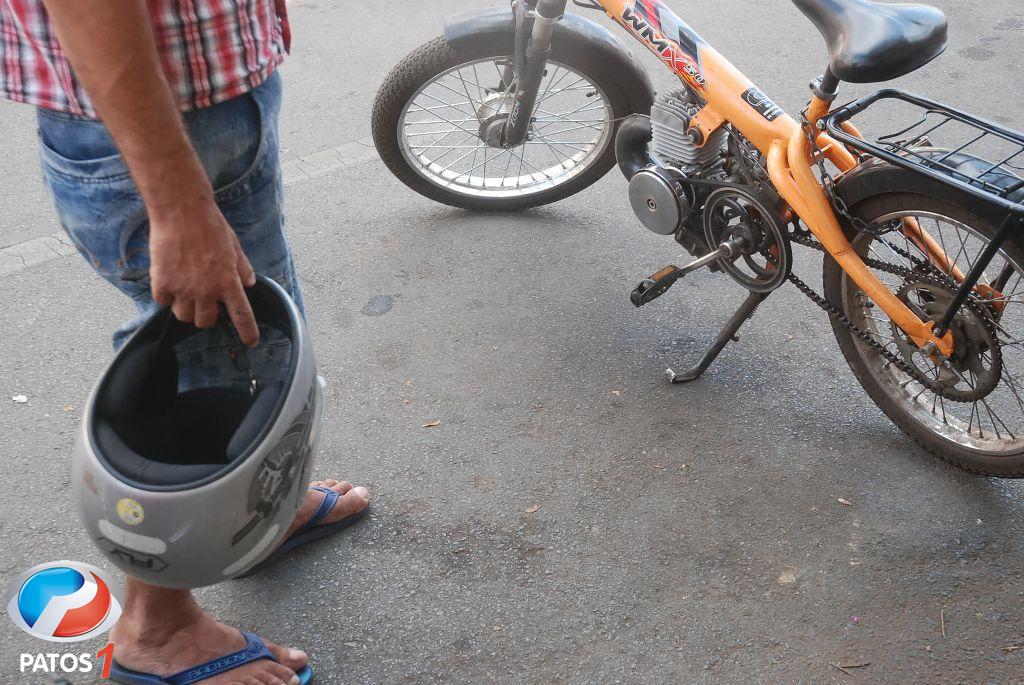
444, 6, 654, 115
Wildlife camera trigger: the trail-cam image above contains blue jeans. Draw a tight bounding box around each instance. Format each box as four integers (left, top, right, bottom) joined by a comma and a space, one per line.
38, 72, 301, 388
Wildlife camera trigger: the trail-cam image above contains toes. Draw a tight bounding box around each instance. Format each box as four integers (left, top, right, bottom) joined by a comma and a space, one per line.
310, 479, 355, 495
266, 640, 308, 672
231, 677, 262, 685
324, 488, 370, 523
259, 662, 301, 685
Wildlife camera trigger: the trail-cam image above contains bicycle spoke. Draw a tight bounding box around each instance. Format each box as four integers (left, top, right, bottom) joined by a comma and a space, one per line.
404, 119, 478, 137
398, 57, 612, 199
454, 69, 481, 111
429, 79, 484, 114
846, 210, 1024, 453
532, 122, 606, 137
407, 101, 474, 114
427, 134, 481, 164
414, 90, 479, 121
411, 132, 478, 156
531, 134, 592, 154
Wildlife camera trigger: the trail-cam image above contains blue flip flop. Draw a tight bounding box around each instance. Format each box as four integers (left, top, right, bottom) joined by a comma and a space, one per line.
109, 631, 312, 684
236, 485, 369, 579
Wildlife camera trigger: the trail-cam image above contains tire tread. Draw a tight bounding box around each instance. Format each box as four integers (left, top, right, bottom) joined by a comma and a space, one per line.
823, 192, 1024, 478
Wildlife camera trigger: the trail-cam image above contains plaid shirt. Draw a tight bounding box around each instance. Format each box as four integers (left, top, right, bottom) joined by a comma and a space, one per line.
0, 0, 290, 116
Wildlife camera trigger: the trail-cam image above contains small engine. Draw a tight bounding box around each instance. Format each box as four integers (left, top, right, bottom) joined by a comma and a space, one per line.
625, 89, 728, 239
649, 88, 728, 173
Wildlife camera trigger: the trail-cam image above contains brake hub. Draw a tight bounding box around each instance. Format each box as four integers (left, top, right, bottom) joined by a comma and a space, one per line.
476, 92, 515, 148
892, 278, 1002, 402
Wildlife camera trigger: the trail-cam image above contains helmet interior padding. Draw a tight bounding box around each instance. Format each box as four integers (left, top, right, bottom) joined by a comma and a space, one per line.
75, 274, 321, 587
90, 283, 297, 489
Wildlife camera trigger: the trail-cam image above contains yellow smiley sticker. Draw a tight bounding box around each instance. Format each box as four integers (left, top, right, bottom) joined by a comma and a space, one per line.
116, 498, 144, 526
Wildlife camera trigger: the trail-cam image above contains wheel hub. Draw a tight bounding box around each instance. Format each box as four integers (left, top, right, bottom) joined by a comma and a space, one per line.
891, 278, 1002, 402
476, 92, 515, 148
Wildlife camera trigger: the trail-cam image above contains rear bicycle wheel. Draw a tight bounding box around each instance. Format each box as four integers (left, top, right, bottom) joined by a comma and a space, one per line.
823, 192, 1024, 477
371, 36, 634, 211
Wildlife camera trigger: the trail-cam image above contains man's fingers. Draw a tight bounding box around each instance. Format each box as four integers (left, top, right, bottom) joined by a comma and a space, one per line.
152, 282, 173, 307
225, 284, 260, 348
171, 299, 195, 324
236, 246, 257, 288
194, 299, 220, 329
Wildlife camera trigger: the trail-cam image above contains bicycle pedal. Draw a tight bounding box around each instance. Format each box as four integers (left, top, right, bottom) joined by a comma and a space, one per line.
631, 265, 684, 307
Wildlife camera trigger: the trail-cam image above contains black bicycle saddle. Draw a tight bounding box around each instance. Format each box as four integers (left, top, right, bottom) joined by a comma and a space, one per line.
792, 0, 947, 83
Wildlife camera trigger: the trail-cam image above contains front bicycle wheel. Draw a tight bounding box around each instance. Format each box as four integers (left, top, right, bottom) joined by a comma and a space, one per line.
371, 36, 635, 211
824, 192, 1024, 477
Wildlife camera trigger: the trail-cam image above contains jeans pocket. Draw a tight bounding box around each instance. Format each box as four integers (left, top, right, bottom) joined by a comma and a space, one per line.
38, 130, 145, 283
38, 141, 132, 183
210, 86, 277, 208
37, 113, 132, 183
43, 166, 147, 284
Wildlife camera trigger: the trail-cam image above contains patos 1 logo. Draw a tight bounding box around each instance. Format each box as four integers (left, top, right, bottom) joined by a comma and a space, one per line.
6, 561, 121, 641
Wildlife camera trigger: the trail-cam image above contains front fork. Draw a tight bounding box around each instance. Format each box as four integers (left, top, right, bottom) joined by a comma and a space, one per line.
502, 0, 568, 147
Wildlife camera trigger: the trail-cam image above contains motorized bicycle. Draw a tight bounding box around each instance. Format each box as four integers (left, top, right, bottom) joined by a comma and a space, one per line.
371, 0, 1024, 477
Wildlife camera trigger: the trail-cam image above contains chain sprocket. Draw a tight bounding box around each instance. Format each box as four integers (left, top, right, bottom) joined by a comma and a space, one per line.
726, 112, 1004, 402
786, 225, 1002, 402
892, 279, 1002, 402
704, 186, 792, 293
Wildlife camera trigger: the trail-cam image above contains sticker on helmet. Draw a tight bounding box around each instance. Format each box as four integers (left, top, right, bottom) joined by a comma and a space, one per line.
231, 383, 319, 546
96, 538, 169, 573
116, 498, 144, 526
98, 519, 167, 554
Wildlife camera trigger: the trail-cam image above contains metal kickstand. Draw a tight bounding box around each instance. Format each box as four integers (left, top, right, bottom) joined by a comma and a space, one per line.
666, 290, 770, 383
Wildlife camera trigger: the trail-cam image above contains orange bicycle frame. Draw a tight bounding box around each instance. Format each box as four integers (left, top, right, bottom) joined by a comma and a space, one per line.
594, 0, 955, 355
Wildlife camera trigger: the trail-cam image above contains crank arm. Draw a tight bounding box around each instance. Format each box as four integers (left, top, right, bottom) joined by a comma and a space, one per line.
631, 237, 746, 308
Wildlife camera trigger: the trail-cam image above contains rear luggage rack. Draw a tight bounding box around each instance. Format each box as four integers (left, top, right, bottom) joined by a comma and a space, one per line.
824, 89, 1024, 217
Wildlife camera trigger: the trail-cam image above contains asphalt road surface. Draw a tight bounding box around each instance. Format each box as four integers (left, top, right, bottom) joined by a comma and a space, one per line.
3, 1, 1024, 683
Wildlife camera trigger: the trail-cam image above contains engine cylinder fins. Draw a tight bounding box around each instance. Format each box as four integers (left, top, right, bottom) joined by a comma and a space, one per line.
628, 166, 692, 236
649, 88, 728, 172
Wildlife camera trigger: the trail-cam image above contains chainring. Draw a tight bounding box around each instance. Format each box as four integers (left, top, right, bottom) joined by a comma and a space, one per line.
703, 187, 791, 293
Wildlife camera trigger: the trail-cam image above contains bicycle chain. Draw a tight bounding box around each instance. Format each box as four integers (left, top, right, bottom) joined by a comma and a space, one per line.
785, 226, 1001, 400
790, 105, 936, 377
727, 115, 1000, 398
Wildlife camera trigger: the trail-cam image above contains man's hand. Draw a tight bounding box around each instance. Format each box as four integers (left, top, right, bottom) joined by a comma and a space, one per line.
40, 0, 262, 346
150, 194, 260, 347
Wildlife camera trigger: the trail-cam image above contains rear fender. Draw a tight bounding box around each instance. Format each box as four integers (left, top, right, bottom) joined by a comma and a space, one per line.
834, 156, 1016, 227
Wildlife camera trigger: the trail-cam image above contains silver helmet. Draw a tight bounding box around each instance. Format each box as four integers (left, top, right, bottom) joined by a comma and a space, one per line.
73, 276, 322, 588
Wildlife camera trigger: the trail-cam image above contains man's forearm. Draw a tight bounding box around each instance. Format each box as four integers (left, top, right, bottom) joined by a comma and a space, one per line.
41, 0, 261, 343
41, 0, 212, 218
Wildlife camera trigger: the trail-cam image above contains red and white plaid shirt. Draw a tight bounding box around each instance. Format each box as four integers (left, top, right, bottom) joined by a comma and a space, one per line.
0, 0, 290, 116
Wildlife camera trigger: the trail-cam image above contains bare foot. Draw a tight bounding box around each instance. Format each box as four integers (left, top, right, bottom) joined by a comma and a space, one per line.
283, 479, 371, 540
111, 595, 307, 684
